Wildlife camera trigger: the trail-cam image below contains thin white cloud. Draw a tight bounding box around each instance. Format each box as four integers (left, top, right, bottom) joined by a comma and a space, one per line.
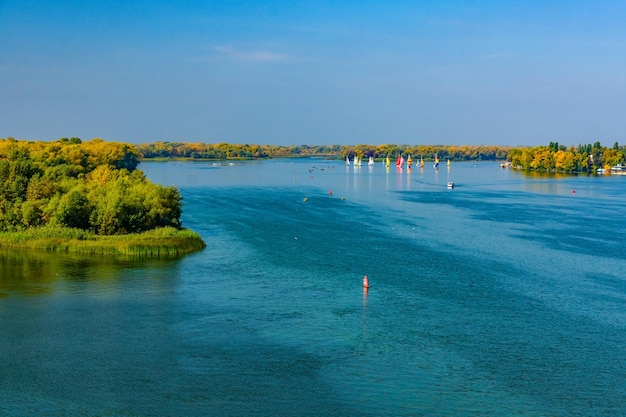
212, 45, 289, 62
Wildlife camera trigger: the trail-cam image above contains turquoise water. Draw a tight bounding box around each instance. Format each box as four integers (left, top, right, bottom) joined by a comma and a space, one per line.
1, 159, 625, 416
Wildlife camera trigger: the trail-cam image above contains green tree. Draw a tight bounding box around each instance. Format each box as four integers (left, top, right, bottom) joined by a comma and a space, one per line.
54, 188, 91, 229
21, 199, 46, 227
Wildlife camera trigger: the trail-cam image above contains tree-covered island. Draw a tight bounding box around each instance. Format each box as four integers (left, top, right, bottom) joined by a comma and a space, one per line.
0, 137, 205, 256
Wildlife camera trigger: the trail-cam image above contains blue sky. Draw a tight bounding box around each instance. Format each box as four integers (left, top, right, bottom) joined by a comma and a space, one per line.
1, 0, 624, 146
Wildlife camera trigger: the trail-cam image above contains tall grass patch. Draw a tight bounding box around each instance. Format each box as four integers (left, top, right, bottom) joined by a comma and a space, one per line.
0, 226, 205, 257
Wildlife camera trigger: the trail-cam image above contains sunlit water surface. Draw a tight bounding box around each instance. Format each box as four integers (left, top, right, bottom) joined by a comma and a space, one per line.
1, 159, 625, 416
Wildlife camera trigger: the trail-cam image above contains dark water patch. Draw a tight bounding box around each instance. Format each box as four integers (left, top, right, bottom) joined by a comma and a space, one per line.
399, 189, 626, 260
0, 249, 184, 297
514, 228, 624, 260
192, 186, 396, 273
588, 273, 626, 297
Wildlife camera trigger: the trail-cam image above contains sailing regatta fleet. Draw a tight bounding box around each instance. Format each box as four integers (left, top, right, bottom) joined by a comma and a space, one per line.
345, 154, 454, 188
346, 153, 448, 170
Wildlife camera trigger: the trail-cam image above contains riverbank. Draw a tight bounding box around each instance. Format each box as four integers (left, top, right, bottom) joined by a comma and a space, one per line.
0, 226, 206, 257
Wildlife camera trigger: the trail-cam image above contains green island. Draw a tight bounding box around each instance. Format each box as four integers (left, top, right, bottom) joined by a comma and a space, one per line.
0, 137, 205, 257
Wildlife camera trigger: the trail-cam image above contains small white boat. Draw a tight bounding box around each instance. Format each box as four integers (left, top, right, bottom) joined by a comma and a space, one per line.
447, 182, 454, 189
368, 156, 374, 166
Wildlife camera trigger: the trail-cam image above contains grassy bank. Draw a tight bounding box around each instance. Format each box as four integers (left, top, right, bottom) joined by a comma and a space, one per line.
0, 226, 206, 257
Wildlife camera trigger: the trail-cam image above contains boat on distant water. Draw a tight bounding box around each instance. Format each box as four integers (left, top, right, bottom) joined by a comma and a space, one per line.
610, 164, 626, 174
368, 156, 374, 166
447, 159, 450, 167
420, 155, 424, 168
447, 182, 454, 189
396, 154, 403, 168
386, 156, 390, 167
346, 156, 350, 166
407, 155, 412, 168
434, 154, 439, 169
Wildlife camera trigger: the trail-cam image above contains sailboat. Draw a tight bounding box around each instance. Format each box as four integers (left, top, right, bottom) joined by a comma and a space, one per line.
434, 154, 439, 169
385, 156, 390, 168
396, 154, 403, 168
368, 156, 374, 166
447, 159, 451, 167
420, 155, 424, 168
407, 155, 412, 168
346, 156, 350, 166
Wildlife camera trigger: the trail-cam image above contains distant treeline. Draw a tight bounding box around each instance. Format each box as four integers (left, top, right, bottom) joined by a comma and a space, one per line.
137, 141, 342, 159
136, 141, 512, 161
0, 137, 182, 234
508, 141, 625, 173
134, 140, 626, 172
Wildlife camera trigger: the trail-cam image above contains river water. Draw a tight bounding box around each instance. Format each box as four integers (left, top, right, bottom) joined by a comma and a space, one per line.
1, 159, 624, 416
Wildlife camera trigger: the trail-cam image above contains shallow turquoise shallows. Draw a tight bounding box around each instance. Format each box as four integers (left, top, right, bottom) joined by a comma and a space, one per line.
1, 159, 624, 416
